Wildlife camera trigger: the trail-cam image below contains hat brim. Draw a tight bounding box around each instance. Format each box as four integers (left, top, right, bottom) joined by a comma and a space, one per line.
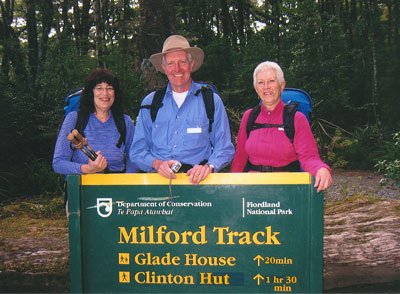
149, 47, 204, 74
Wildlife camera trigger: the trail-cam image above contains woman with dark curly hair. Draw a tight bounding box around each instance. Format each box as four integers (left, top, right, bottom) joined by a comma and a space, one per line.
53, 68, 139, 174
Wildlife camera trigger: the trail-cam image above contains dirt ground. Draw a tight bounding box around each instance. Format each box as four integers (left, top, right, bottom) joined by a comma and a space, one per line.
325, 169, 400, 203
0, 170, 399, 293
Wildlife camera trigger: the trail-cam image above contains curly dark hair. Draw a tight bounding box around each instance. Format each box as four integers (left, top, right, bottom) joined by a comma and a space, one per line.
79, 68, 126, 115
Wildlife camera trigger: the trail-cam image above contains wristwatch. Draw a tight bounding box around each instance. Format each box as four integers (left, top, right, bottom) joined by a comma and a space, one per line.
205, 163, 215, 172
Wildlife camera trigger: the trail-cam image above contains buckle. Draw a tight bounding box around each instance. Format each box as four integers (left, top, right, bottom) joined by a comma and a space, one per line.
262, 165, 273, 172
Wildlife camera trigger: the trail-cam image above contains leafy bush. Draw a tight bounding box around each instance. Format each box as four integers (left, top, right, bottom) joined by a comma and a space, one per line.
317, 129, 357, 169
335, 125, 381, 170
375, 132, 400, 186
5, 158, 65, 198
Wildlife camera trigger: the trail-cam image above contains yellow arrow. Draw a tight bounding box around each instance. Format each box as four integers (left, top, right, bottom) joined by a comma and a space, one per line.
253, 274, 264, 285
253, 255, 264, 266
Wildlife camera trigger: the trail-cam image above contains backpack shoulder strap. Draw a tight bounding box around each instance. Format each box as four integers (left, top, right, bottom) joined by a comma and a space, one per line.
246, 104, 262, 138
114, 113, 126, 148
139, 87, 166, 122
75, 110, 126, 148
283, 102, 299, 142
195, 86, 215, 132
75, 110, 90, 137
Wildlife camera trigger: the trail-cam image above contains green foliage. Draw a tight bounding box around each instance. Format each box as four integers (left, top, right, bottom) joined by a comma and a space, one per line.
101, 45, 146, 118
6, 158, 65, 199
339, 126, 382, 170
317, 129, 357, 170
1, 0, 399, 199
375, 132, 400, 186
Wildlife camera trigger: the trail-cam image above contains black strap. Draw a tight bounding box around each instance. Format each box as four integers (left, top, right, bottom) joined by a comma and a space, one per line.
140, 87, 166, 122
75, 110, 90, 138
246, 104, 262, 138
283, 102, 299, 142
75, 110, 126, 148
195, 86, 215, 132
114, 113, 126, 148
179, 159, 208, 173
246, 102, 299, 141
244, 160, 300, 172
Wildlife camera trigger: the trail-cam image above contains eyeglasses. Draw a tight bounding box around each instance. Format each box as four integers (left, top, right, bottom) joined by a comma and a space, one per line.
94, 86, 114, 92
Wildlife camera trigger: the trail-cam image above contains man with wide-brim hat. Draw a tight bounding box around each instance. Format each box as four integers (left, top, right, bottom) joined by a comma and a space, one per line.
149, 35, 204, 74
130, 35, 234, 184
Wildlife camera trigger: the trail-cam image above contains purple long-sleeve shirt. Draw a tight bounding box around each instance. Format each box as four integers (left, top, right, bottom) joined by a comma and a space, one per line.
53, 111, 139, 174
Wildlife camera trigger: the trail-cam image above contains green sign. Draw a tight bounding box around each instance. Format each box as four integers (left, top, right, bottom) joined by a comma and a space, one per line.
68, 173, 323, 293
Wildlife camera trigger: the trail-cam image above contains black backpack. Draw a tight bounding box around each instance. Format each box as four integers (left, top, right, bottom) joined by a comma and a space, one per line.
246, 88, 313, 142
246, 102, 299, 143
63, 87, 126, 148
140, 83, 216, 132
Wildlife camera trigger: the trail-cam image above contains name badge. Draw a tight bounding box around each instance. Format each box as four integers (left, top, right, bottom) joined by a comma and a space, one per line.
187, 127, 202, 134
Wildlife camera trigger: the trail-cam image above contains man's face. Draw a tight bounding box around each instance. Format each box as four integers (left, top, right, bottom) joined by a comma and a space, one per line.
255, 69, 285, 111
162, 50, 194, 93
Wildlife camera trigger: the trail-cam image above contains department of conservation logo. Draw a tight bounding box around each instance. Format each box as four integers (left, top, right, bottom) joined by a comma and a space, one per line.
97, 198, 113, 217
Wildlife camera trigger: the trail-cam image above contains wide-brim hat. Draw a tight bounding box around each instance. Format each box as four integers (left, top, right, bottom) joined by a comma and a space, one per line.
149, 35, 204, 74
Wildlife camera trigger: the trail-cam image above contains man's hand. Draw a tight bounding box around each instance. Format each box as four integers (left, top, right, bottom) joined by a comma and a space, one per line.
186, 164, 213, 185
81, 151, 107, 174
152, 159, 178, 179
314, 167, 333, 192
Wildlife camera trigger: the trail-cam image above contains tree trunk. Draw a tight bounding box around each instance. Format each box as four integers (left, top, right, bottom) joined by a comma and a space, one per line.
0, 0, 28, 88
323, 197, 400, 290
26, 0, 39, 89
93, 0, 106, 67
365, 0, 384, 144
36, 0, 53, 88
136, 0, 175, 91
219, 0, 230, 39
272, 0, 281, 62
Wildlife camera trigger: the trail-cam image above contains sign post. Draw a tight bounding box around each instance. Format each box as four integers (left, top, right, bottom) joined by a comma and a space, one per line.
68, 173, 323, 293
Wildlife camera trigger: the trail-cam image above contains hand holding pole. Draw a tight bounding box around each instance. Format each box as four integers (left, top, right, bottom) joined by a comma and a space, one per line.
67, 130, 110, 173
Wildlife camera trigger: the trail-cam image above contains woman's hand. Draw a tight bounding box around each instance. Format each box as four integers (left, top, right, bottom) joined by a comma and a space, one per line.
314, 167, 333, 192
81, 151, 108, 174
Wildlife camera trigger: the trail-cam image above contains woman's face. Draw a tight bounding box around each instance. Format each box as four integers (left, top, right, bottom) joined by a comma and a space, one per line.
93, 82, 115, 113
255, 69, 285, 111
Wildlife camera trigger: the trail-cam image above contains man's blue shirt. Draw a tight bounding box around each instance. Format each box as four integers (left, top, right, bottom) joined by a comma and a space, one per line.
130, 81, 235, 172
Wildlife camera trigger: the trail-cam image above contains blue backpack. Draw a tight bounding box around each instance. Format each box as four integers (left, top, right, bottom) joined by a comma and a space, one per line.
246, 87, 313, 142
63, 87, 126, 148
64, 87, 83, 115
281, 88, 312, 122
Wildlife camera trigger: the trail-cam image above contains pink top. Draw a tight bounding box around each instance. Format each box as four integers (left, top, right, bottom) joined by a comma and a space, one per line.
231, 100, 330, 176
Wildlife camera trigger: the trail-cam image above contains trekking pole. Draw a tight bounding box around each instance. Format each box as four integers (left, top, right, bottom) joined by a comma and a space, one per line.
71, 129, 97, 158
67, 133, 97, 161
67, 130, 111, 173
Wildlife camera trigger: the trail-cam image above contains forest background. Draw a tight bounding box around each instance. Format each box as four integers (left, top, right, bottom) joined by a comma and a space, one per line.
1, 0, 399, 199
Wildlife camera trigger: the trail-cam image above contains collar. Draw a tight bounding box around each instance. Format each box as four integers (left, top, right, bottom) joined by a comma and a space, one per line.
260, 100, 285, 114
166, 79, 196, 96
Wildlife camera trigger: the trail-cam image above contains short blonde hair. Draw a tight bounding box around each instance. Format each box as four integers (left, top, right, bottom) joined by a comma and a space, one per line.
253, 61, 285, 88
